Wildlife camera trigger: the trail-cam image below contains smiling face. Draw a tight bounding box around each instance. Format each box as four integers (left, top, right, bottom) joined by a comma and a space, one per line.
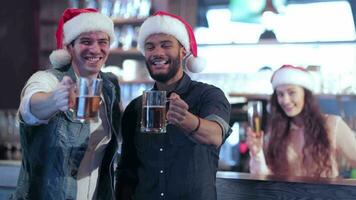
276, 84, 305, 117
67, 31, 110, 78
143, 33, 186, 84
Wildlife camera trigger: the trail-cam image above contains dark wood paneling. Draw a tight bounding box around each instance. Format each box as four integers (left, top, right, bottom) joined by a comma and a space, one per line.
0, 0, 39, 109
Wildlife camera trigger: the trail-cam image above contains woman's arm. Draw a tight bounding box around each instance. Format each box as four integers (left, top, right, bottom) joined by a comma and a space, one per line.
249, 149, 271, 175
246, 128, 271, 175
333, 116, 356, 167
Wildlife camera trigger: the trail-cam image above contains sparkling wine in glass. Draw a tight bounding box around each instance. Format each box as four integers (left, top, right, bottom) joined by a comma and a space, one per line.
247, 101, 263, 137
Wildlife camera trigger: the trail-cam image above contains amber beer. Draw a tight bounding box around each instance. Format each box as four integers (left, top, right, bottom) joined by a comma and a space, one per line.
72, 77, 102, 123
141, 105, 166, 133
74, 96, 101, 122
251, 115, 261, 136
247, 101, 263, 137
141, 90, 167, 134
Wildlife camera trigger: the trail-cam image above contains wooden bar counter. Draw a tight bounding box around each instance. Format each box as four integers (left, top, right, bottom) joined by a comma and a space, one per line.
2, 161, 356, 199
216, 171, 356, 200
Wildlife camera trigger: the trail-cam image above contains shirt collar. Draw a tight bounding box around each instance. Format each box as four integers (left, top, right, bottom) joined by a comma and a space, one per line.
153, 72, 192, 96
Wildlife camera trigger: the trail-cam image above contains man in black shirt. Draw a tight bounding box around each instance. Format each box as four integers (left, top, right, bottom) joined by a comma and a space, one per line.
116, 11, 231, 200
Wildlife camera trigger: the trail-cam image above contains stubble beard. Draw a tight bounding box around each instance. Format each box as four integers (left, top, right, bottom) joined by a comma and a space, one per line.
146, 54, 181, 83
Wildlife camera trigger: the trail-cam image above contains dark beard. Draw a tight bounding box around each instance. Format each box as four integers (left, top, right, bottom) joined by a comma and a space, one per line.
145, 55, 181, 83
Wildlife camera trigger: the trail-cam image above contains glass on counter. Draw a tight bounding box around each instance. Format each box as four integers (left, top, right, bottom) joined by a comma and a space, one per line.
0, 109, 21, 160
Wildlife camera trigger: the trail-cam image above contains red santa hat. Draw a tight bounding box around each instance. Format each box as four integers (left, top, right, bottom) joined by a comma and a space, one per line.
137, 11, 206, 73
271, 64, 314, 92
49, 8, 115, 68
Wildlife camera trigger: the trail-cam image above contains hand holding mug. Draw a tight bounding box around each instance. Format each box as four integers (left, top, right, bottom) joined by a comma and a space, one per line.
51, 76, 74, 112
166, 92, 189, 126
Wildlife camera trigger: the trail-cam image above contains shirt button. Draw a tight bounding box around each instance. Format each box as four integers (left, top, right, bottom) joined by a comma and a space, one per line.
159, 148, 163, 152
160, 193, 164, 196
160, 170, 164, 174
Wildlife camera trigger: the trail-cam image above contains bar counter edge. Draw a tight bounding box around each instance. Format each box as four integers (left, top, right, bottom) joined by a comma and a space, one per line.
216, 171, 356, 200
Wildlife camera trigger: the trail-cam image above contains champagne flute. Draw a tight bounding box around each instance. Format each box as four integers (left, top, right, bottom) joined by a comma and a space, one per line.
247, 101, 263, 137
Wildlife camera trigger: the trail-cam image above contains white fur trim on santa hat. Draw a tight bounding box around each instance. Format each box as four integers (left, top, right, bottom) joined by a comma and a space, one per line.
50, 12, 115, 68
63, 12, 115, 45
271, 67, 314, 92
49, 49, 71, 68
137, 15, 190, 55
138, 14, 207, 73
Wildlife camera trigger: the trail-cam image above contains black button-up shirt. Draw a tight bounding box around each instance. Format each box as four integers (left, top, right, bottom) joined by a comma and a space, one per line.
117, 73, 231, 200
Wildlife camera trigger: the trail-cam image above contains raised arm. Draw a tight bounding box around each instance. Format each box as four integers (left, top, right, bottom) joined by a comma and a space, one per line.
334, 116, 356, 167
29, 76, 74, 120
246, 128, 271, 175
167, 91, 230, 148
19, 72, 74, 125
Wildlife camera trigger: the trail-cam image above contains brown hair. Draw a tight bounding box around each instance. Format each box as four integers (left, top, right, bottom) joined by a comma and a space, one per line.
266, 89, 333, 177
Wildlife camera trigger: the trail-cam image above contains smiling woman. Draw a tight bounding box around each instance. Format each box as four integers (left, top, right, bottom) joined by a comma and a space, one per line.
247, 65, 356, 178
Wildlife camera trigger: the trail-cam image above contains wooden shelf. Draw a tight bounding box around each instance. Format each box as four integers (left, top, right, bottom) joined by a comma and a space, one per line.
229, 93, 270, 100
40, 17, 145, 26
110, 48, 143, 57
40, 47, 142, 56
229, 93, 356, 100
112, 17, 146, 26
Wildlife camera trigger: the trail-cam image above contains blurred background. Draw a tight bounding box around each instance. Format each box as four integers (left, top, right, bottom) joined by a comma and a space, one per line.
2, 0, 356, 197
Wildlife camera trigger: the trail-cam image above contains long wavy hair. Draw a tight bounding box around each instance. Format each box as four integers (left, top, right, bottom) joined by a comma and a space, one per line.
266, 88, 333, 177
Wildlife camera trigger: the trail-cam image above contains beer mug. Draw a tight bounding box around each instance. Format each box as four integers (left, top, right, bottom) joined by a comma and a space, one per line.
247, 101, 263, 137
71, 77, 102, 123
141, 90, 167, 134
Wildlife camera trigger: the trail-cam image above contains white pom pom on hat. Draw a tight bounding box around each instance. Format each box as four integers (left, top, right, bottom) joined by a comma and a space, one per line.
49, 8, 115, 68
186, 55, 206, 73
49, 49, 71, 68
271, 64, 315, 92
137, 11, 206, 73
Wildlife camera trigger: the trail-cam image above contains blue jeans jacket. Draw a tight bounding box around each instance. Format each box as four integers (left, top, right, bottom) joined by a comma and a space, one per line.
12, 65, 122, 200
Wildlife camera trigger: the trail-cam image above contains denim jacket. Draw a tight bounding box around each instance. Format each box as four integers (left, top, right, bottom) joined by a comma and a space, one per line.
12, 65, 122, 200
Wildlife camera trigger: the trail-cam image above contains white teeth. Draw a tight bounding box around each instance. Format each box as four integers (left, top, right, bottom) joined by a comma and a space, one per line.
87, 57, 100, 62
153, 60, 166, 65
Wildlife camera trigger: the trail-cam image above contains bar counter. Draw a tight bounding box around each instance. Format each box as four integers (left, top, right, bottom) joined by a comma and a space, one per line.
2, 161, 356, 199
0, 160, 20, 199
216, 171, 356, 200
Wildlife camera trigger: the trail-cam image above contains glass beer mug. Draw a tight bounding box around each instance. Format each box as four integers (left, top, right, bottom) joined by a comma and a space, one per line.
247, 101, 263, 137
141, 90, 167, 134
71, 77, 103, 123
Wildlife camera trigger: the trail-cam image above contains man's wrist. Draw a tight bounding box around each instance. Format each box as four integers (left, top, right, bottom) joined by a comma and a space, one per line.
191, 115, 200, 135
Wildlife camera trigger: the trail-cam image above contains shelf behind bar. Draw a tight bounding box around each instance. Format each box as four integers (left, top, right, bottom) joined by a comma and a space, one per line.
109, 48, 143, 57
229, 93, 356, 100
198, 40, 356, 47
112, 17, 146, 26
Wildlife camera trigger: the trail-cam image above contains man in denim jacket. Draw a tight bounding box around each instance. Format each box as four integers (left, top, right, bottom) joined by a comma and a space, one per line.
12, 8, 122, 200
